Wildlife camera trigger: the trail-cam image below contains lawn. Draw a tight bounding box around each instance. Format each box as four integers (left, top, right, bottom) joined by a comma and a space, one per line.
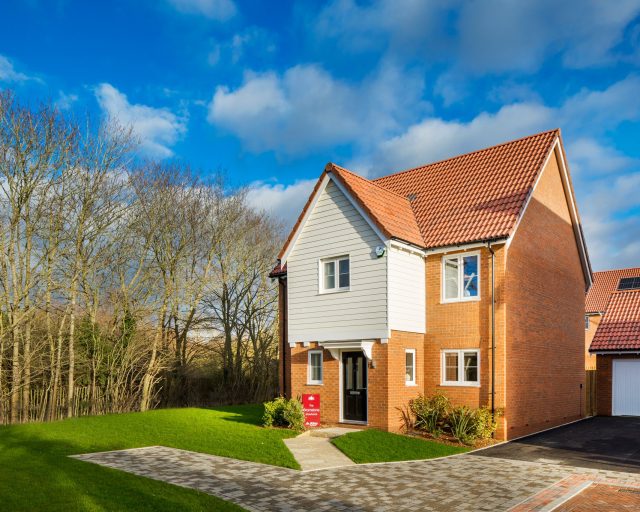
0, 404, 299, 511
331, 429, 470, 463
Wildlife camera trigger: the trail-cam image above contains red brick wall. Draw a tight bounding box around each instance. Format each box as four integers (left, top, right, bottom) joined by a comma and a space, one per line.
595, 354, 640, 416
424, 246, 508, 438
505, 150, 586, 439
285, 331, 424, 431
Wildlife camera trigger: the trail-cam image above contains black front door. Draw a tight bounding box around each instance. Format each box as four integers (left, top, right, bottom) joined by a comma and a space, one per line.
342, 351, 367, 422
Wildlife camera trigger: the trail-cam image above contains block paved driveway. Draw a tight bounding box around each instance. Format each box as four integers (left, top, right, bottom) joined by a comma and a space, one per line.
473, 417, 640, 474
73, 443, 640, 512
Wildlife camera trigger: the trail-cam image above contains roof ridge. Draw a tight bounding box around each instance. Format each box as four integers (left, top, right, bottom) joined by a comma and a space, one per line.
373, 128, 560, 183
594, 267, 640, 275
327, 163, 415, 203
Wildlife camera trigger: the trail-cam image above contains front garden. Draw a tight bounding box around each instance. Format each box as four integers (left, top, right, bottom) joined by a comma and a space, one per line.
0, 405, 297, 511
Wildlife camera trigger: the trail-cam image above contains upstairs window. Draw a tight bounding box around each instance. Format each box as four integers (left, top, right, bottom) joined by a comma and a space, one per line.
585, 315, 590, 330
442, 253, 480, 302
441, 349, 480, 386
320, 255, 350, 293
618, 277, 640, 291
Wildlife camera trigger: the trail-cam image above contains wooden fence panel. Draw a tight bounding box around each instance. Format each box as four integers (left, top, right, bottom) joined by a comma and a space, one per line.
586, 370, 597, 416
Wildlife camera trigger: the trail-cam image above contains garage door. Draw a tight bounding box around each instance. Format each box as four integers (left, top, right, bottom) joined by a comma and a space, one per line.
613, 359, 640, 416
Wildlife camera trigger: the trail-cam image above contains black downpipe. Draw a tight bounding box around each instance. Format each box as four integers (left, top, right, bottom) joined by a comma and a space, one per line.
280, 277, 288, 398
487, 242, 496, 419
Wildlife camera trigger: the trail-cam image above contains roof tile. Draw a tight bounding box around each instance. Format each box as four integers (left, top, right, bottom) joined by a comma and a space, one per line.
586, 267, 640, 313
590, 290, 640, 352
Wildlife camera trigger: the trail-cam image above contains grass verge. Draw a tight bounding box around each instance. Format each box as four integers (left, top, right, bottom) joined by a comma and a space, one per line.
331, 429, 470, 464
0, 404, 299, 511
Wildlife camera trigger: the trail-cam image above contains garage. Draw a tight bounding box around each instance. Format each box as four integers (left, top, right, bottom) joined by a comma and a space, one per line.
613, 359, 640, 416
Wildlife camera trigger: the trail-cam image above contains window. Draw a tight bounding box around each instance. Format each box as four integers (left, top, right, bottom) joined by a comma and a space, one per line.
308, 350, 323, 385
618, 277, 640, 291
405, 349, 416, 386
585, 315, 590, 330
320, 255, 350, 292
442, 253, 479, 302
441, 349, 480, 386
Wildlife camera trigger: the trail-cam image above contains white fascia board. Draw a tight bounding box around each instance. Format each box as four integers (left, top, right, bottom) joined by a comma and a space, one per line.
389, 239, 426, 257
424, 239, 507, 256
328, 172, 388, 244
590, 351, 640, 355
280, 173, 388, 265
290, 328, 391, 344
506, 139, 592, 287
280, 174, 330, 265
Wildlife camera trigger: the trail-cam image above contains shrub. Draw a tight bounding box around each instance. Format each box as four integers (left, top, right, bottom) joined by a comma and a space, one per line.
473, 406, 500, 440
262, 396, 305, 430
410, 393, 450, 437
447, 406, 476, 444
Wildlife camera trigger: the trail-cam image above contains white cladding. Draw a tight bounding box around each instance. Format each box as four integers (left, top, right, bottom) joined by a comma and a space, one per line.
287, 180, 389, 342
286, 178, 427, 342
388, 245, 426, 333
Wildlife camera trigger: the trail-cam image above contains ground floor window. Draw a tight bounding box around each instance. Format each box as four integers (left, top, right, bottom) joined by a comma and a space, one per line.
307, 350, 323, 385
405, 349, 416, 385
441, 349, 479, 386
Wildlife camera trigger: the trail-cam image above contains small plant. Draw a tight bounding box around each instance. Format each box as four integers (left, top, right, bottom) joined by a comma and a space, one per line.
447, 406, 476, 444
262, 396, 305, 430
473, 406, 501, 440
410, 393, 450, 437
398, 404, 415, 433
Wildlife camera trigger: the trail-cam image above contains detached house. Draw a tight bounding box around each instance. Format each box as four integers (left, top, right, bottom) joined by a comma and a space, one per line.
586, 268, 640, 416
271, 129, 592, 440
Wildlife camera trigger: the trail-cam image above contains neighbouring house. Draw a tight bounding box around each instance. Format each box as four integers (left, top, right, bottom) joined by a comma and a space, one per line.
587, 269, 640, 416
271, 129, 592, 440
585, 268, 640, 371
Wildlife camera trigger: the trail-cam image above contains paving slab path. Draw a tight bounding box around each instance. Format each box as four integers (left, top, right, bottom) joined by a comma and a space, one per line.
71, 446, 640, 511
284, 427, 360, 471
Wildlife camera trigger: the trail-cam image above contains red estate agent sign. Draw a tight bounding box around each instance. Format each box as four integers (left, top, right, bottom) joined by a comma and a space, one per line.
302, 394, 320, 428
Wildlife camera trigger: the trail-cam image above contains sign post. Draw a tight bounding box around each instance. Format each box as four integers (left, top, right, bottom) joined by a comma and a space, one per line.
302, 393, 320, 428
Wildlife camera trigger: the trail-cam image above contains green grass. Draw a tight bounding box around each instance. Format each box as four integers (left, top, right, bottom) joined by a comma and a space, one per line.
0, 405, 299, 511
331, 429, 470, 464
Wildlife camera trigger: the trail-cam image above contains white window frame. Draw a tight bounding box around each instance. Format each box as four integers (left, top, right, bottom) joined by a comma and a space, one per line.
319, 254, 350, 294
441, 349, 480, 387
441, 251, 480, 303
405, 349, 416, 386
307, 350, 323, 385
585, 315, 590, 330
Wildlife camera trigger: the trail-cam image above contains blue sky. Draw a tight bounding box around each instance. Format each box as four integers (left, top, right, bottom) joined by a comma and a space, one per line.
1, 0, 640, 270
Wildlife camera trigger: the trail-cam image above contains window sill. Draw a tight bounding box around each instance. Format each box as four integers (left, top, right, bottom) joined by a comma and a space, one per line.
306, 382, 323, 386
440, 382, 480, 388
441, 297, 481, 304
405, 382, 418, 387
318, 288, 350, 295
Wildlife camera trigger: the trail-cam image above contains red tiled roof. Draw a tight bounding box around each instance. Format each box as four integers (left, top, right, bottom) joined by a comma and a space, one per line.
586, 268, 640, 313
590, 290, 640, 352
374, 129, 559, 248
268, 262, 287, 278
328, 163, 425, 247
275, 129, 569, 272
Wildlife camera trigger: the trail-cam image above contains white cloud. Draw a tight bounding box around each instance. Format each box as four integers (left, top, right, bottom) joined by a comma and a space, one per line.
209, 27, 276, 67
0, 55, 29, 83
314, 0, 640, 73
95, 83, 187, 159
365, 75, 640, 175
246, 179, 317, 224
167, 0, 236, 20
208, 62, 426, 156
55, 91, 79, 110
